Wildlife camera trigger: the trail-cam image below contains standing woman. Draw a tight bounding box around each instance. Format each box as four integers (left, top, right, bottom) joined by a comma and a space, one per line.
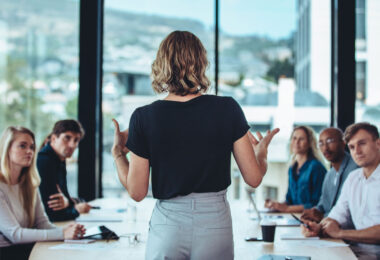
112, 31, 279, 260
0, 126, 85, 260
265, 126, 326, 213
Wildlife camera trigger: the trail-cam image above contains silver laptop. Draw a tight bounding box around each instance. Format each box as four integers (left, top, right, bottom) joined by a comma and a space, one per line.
246, 188, 301, 227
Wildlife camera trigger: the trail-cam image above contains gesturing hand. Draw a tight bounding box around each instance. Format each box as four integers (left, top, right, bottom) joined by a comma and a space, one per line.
248, 128, 280, 159
111, 119, 130, 159
48, 184, 70, 211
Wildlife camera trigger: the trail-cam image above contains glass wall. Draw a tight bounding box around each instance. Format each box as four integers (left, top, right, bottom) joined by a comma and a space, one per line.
102, 0, 215, 197
355, 0, 380, 128
220, 0, 331, 210
0, 0, 80, 196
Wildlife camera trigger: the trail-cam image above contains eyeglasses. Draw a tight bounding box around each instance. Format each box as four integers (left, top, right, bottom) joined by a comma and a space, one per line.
318, 138, 336, 148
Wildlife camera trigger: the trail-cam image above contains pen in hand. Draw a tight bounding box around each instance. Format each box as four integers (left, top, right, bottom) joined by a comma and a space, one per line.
291, 213, 311, 229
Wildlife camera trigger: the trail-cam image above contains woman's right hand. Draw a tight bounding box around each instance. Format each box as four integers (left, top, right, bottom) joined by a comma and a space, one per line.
111, 119, 129, 158
63, 223, 86, 239
248, 128, 280, 159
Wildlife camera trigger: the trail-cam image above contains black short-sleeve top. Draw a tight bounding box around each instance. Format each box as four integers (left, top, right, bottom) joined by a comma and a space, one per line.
126, 94, 250, 199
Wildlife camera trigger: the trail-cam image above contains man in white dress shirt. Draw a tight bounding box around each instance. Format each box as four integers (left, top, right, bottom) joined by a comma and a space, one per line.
302, 122, 380, 258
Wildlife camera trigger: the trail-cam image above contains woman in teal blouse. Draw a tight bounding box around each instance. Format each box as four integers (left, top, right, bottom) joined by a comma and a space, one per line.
265, 126, 326, 213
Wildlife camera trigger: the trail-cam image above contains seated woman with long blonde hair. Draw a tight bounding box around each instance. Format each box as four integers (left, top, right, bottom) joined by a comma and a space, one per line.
0, 126, 85, 260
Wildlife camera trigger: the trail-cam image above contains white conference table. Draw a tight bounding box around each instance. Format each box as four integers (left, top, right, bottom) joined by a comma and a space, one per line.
30, 198, 357, 260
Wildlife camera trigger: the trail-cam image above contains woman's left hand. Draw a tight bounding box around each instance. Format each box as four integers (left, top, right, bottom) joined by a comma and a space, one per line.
111, 119, 129, 158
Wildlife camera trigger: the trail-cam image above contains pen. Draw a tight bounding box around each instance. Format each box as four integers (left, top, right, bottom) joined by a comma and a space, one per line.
291, 213, 311, 229
91, 206, 101, 209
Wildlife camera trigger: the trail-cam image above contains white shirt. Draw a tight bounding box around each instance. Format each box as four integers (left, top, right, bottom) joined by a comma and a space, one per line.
0, 182, 64, 247
328, 163, 380, 230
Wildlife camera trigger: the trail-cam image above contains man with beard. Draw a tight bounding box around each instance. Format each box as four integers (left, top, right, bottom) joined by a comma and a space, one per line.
301, 127, 358, 222
302, 122, 380, 259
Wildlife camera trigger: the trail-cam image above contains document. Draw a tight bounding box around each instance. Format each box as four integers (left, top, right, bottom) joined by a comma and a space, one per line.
76, 211, 124, 222
281, 233, 320, 240
50, 242, 118, 251
286, 240, 349, 248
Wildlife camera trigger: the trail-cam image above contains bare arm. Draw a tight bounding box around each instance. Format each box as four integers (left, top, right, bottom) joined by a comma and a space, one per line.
112, 119, 150, 202
264, 200, 304, 213
323, 218, 380, 244
233, 129, 279, 188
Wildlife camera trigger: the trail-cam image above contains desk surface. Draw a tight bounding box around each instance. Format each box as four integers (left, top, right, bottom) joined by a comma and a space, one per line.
30, 198, 357, 260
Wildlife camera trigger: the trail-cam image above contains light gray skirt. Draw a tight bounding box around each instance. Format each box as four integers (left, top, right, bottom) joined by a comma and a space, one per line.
145, 190, 234, 260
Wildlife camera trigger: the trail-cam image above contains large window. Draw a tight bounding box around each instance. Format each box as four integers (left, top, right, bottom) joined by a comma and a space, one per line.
220, 0, 331, 207
102, 0, 215, 197
355, 0, 380, 127
0, 0, 80, 196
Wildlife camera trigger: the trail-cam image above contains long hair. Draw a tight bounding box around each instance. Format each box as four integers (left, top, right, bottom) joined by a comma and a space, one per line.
289, 126, 325, 166
151, 31, 211, 96
0, 126, 41, 228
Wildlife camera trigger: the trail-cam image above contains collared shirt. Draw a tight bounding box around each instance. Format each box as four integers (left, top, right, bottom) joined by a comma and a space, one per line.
315, 152, 358, 216
286, 158, 327, 209
328, 163, 380, 230
37, 142, 79, 221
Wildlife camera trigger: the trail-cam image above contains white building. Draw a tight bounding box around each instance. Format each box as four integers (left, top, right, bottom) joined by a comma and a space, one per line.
295, 0, 380, 108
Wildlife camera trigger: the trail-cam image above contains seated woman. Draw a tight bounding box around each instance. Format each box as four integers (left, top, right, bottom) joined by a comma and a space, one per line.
0, 126, 85, 260
265, 126, 326, 213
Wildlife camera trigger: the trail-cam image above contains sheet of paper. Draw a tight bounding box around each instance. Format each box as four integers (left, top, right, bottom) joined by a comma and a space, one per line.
281, 232, 320, 240
49, 242, 118, 251
76, 213, 124, 222
286, 240, 349, 248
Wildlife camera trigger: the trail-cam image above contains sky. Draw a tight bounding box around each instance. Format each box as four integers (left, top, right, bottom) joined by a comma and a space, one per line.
105, 0, 296, 39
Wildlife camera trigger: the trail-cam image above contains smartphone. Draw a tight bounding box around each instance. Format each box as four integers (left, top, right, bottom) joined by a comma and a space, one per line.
245, 236, 262, 242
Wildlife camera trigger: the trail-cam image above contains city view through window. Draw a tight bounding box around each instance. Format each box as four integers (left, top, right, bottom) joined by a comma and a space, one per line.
1, 0, 379, 206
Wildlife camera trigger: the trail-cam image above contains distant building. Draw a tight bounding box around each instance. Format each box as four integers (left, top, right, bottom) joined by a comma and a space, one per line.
295, 0, 380, 107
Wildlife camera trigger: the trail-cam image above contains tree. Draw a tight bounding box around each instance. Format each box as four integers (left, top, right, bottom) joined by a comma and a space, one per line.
264, 58, 294, 83
1, 56, 55, 142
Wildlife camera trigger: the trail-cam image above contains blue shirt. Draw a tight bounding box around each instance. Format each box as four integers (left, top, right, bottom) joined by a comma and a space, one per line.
286, 158, 327, 209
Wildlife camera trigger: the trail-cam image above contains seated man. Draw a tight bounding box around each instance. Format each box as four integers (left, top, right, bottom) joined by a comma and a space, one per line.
302, 122, 380, 259
38, 120, 91, 221
301, 127, 358, 222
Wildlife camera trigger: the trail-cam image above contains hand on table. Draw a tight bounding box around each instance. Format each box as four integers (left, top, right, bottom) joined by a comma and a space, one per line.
301, 220, 321, 237
264, 199, 288, 212
75, 202, 92, 214
301, 208, 324, 223
63, 223, 86, 240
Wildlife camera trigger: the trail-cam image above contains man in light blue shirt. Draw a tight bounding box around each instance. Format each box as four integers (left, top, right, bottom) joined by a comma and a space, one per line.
301, 127, 358, 222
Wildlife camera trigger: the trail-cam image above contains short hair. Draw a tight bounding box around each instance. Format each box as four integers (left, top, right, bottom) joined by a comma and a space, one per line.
151, 31, 211, 96
52, 119, 85, 139
344, 122, 379, 143
40, 120, 85, 149
320, 127, 344, 141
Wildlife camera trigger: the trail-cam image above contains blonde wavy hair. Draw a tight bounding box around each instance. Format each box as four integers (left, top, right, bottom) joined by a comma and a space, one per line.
151, 31, 211, 96
289, 126, 325, 166
0, 126, 41, 228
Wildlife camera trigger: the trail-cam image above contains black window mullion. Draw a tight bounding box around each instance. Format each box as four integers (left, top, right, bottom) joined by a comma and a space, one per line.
78, 0, 104, 200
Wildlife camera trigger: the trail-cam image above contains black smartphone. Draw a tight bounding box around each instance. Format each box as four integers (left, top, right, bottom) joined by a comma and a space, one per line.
245, 237, 262, 242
